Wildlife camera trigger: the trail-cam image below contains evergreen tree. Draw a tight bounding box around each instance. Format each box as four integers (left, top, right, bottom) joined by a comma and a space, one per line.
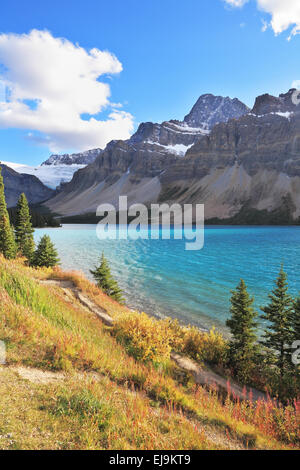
90, 253, 124, 303
260, 267, 294, 377
0, 215, 17, 259
0, 166, 7, 219
0, 166, 17, 259
15, 193, 35, 262
32, 235, 60, 268
292, 297, 300, 343
226, 279, 258, 383
290, 297, 300, 380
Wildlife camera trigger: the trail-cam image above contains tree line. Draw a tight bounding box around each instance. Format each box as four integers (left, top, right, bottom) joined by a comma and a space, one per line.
8, 207, 61, 228
0, 167, 59, 267
227, 272, 300, 400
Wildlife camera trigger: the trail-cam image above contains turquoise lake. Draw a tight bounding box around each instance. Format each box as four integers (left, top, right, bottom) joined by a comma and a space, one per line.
34, 225, 300, 332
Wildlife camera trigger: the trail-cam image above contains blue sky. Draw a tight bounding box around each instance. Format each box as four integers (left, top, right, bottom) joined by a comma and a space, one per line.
0, 0, 300, 165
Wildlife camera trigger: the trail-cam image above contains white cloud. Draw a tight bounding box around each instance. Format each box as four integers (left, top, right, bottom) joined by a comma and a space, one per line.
224, 0, 300, 40
0, 81, 5, 102
224, 0, 249, 6
261, 19, 269, 32
291, 79, 300, 89
0, 30, 134, 152
258, 0, 300, 39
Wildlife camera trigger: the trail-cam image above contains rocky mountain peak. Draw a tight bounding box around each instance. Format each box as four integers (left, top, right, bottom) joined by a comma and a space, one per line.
42, 148, 102, 166
45, 88, 300, 221
251, 89, 298, 116
183, 94, 249, 130
129, 122, 160, 144
128, 94, 249, 153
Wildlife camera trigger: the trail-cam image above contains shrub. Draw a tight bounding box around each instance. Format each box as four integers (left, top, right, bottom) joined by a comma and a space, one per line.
115, 311, 229, 368
164, 318, 185, 351
113, 312, 175, 363
181, 326, 228, 367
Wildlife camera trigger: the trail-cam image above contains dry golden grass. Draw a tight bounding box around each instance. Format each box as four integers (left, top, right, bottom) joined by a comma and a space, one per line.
0, 368, 222, 450
0, 256, 298, 450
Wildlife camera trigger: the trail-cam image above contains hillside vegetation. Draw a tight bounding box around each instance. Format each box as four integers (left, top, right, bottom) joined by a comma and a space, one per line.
0, 256, 299, 450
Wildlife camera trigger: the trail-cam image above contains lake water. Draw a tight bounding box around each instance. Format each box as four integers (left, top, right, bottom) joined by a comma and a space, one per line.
34, 225, 300, 332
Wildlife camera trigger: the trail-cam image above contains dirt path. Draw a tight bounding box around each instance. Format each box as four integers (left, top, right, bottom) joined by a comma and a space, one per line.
40, 279, 113, 326
8, 366, 65, 384
171, 352, 267, 403
40, 278, 268, 404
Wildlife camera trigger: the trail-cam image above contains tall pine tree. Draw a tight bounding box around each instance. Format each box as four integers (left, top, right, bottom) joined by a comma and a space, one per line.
292, 297, 300, 343
290, 297, 300, 379
0, 215, 17, 259
0, 166, 7, 219
260, 267, 294, 377
0, 166, 17, 259
90, 253, 124, 303
15, 193, 35, 262
226, 279, 258, 383
32, 235, 60, 268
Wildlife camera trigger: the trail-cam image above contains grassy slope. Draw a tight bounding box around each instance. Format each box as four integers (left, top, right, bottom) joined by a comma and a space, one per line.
0, 256, 298, 450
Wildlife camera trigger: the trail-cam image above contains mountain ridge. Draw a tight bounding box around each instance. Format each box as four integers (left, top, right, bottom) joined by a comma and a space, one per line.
46, 92, 252, 217
44, 89, 300, 221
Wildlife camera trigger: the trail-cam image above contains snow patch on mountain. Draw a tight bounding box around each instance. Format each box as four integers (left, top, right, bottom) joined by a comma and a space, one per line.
2, 161, 85, 189
273, 111, 293, 120
249, 111, 294, 120
42, 148, 102, 166
164, 122, 210, 135
147, 141, 193, 156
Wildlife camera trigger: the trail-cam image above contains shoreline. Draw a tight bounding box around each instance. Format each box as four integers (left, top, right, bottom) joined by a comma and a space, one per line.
50, 253, 229, 337
58, 218, 300, 228
125, 298, 229, 336
34, 223, 300, 340
35, 224, 230, 334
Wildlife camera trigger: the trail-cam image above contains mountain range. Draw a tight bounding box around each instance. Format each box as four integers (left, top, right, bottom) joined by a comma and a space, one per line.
45, 93, 250, 217
2, 89, 300, 223
45, 90, 300, 222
